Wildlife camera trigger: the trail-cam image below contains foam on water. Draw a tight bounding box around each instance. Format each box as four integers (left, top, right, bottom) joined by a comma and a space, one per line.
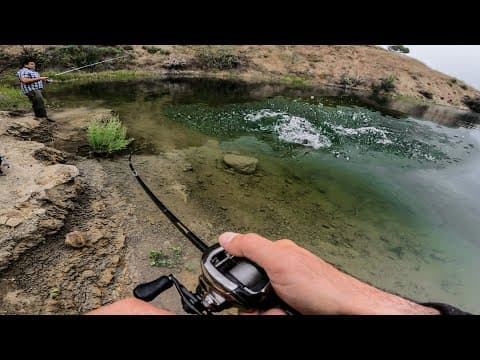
243, 109, 393, 150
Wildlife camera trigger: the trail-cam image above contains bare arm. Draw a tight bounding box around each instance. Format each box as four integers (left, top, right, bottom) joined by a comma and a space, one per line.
19, 76, 48, 84
218, 232, 440, 315
84, 233, 443, 316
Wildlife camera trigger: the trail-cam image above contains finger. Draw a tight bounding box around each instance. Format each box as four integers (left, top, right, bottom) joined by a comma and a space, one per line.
219, 232, 275, 269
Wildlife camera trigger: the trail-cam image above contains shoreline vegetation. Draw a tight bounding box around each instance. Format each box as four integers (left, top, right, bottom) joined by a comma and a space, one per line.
1, 45, 480, 113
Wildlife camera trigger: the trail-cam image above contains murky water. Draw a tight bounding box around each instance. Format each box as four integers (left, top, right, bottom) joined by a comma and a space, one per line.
48, 78, 480, 313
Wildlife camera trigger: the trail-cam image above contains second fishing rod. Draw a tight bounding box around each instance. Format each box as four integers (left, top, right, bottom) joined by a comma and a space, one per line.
43, 54, 129, 83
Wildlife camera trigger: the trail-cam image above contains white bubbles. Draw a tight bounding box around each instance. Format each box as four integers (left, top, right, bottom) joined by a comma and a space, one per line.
273, 115, 332, 149
331, 124, 393, 145
244, 109, 331, 149
243, 108, 395, 150
244, 109, 287, 122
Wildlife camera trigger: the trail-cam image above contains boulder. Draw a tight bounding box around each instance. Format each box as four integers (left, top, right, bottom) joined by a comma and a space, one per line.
223, 154, 258, 174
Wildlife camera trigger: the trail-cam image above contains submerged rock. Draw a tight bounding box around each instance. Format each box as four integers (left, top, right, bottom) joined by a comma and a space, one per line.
223, 154, 258, 174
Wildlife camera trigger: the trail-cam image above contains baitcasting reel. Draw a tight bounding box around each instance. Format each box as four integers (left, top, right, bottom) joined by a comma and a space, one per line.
133, 243, 298, 315
129, 152, 299, 315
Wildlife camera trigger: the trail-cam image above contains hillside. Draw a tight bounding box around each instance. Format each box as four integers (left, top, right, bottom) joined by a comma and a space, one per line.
1, 45, 479, 110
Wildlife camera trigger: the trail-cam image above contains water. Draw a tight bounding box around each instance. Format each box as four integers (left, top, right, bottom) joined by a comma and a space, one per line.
47, 78, 480, 313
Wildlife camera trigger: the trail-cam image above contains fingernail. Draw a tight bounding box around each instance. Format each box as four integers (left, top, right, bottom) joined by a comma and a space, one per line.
219, 232, 238, 246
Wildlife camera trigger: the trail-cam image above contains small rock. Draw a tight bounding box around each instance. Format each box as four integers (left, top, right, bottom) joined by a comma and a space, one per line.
110, 255, 120, 266
0, 209, 20, 217
99, 268, 115, 286
5, 217, 24, 228
82, 270, 96, 278
223, 154, 258, 174
87, 228, 105, 244
65, 231, 87, 248
113, 233, 126, 250
91, 286, 102, 297
35, 164, 79, 187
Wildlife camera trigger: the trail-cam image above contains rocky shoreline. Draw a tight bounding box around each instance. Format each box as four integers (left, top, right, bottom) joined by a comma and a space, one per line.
0, 108, 230, 314
0, 109, 135, 313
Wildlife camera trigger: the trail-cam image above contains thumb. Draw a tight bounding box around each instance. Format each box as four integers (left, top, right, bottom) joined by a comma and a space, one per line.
218, 232, 275, 269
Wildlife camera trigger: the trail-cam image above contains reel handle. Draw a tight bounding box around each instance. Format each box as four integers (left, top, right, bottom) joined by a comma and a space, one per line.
133, 276, 173, 302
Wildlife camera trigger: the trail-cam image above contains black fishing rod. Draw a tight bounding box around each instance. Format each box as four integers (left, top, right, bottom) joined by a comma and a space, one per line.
130, 151, 301, 315
128, 152, 208, 253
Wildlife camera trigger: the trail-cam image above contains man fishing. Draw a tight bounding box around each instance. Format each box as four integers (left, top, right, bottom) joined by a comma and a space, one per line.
16, 59, 52, 121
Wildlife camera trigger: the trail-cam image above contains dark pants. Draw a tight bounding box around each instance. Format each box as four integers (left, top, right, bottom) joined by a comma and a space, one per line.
26, 89, 47, 118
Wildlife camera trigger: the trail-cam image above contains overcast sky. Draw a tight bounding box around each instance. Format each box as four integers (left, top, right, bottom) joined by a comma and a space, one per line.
381, 45, 480, 90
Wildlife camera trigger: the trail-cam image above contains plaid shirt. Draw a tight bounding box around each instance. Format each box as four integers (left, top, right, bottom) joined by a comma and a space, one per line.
16, 67, 44, 94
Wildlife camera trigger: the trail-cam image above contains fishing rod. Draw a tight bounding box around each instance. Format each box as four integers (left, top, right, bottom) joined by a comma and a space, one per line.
129, 151, 301, 315
128, 151, 208, 252
52, 54, 129, 77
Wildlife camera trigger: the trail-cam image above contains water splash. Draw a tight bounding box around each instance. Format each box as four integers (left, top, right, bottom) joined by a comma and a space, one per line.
164, 96, 469, 164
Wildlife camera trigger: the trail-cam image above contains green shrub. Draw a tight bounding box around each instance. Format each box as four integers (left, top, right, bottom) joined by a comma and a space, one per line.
141, 45, 169, 55
149, 246, 183, 268
5, 45, 127, 73
0, 46, 49, 74
281, 74, 307, 87
45, 45, 129, 71
142, 45, 160, 54
372, 75, 396, 94
158, 48, 170, 55
196, 48, 246, 70
339, 73, 363, 88
86, 114, 132, 155
463, 96, 480, 113
387, 45, 410, 54
0, 85, 30, 110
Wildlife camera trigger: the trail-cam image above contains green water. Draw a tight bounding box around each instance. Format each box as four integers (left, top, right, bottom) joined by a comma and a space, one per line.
48, 78, 480, 313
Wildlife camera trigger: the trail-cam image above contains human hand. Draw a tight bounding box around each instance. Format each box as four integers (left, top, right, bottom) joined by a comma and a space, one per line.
219, 232, 440, 315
